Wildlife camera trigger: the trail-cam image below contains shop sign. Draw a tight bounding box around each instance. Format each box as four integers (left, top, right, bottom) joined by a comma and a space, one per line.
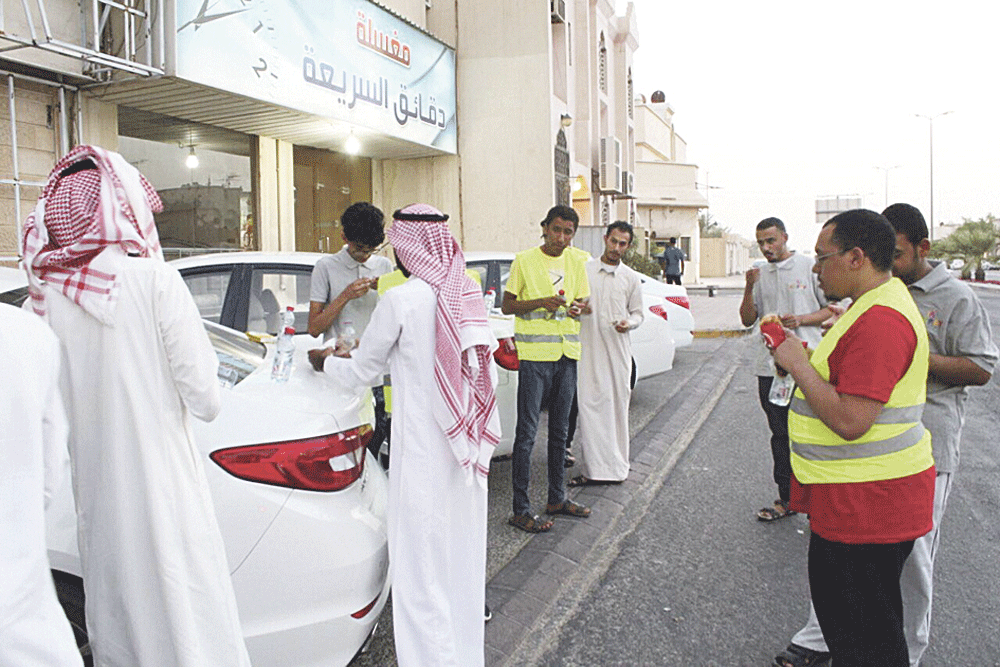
175, 0, 456, 153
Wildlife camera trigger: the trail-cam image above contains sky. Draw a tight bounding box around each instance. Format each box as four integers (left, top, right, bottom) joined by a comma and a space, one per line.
616, 0, 1000, 250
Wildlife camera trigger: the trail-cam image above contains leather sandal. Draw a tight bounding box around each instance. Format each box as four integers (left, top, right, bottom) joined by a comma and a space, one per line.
545, 499, 591, 517
508, 513, 554, 533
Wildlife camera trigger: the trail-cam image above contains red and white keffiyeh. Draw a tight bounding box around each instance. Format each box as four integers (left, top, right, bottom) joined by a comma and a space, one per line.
21, 144, 163, 326
388, 203, 501, 485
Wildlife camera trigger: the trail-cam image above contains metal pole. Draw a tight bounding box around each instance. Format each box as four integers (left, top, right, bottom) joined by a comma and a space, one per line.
916, 111, 953, 243
9, 76, 21, 254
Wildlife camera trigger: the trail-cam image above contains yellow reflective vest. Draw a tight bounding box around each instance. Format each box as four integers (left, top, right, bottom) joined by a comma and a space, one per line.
789, 277, 934, 485
508, 246, 589, 362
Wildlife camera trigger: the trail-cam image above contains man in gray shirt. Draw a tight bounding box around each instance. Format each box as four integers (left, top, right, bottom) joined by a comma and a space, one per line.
661, 237, 686, 285
773, 203, 997, 667
308, 202, 393, 342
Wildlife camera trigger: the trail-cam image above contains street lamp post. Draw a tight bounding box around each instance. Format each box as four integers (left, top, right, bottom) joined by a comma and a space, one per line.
915, 111, 953, 243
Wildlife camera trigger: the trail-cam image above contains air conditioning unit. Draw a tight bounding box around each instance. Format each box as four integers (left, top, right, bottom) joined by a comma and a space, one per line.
599, 136, 622, 193
621, 170, 635, 197
551, 0, 566, 23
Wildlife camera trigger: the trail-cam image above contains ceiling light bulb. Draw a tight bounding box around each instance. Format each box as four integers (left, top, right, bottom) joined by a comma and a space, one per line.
185, 146, 199, 169
345, 132, 361, 156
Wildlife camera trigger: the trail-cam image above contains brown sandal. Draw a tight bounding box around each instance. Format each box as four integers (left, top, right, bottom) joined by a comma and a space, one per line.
508, 513, 554, 533
757, 500, 797, 522
545, 499, 591, 517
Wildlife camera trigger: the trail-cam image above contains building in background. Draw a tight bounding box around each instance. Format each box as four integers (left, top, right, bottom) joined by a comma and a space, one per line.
632, 92, 706, 282
815, 195, 862, 226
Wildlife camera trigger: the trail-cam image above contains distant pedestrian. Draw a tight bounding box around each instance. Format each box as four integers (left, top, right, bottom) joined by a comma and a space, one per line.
503, 205, 592, 533
772, 209, 935, 667
772, 203, 997, 667
21, 145, 251, 667
739, 217, 833, 522
310, 203, 500, 667
570, 221, 644, 486
0, 304, 83, 667
661, 237, 686, 284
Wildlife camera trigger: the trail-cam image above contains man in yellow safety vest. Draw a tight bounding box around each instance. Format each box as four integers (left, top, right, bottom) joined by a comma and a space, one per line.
771, 208, 935, 667
503, 206, 592, 533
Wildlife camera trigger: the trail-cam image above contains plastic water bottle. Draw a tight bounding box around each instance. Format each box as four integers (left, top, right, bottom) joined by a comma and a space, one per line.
280, 305, 295, 330
271, 323, 295, 382
484, 288, 495, 313
552, 289, 567, 320
336, 320, 357, 354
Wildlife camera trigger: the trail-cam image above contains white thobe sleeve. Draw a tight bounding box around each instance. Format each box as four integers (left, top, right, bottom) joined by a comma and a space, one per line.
41, 334, 70, 510
324, 293, 397, 387
625, 274, 644, 330
158, 265, 221, 422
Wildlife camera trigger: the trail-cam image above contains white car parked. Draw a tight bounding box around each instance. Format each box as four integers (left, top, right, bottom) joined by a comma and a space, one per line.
3, 263, 390, 667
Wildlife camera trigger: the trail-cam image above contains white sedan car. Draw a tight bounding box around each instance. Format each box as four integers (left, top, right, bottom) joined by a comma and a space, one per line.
1, 265, 390, 667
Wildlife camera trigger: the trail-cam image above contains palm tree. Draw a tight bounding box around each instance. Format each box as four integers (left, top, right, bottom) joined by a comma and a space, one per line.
930, 215, 999, 280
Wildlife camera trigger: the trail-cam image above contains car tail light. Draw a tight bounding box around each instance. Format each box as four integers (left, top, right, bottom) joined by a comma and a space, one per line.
351, 593, 381, 619
649, 304, 669, 321
210, 425, 372, 492
665, 295, 691, 309
494, 337, 519, 371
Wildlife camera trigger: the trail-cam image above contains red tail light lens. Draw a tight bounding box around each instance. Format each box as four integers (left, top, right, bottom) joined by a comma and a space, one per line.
210, 425, 372, 492
494, 337, 520, 371
351, 593, 381, 619
649, 304, 669, 321
665, 295, 690, 309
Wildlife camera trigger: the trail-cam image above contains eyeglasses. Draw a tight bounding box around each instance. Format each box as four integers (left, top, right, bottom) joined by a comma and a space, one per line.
353, 240, 390, 254
814, 249, 850, 265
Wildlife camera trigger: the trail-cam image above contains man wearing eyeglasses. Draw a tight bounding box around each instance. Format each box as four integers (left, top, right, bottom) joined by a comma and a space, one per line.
308, 202, 393, 342
770, 209, 935, 667
740, 217, 833, 523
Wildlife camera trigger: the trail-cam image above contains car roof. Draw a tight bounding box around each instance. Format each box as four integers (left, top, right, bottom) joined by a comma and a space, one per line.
169, 251, 328, 270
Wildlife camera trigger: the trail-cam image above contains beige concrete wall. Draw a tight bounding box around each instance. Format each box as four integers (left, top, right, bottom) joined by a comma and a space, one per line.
0, 0, 88, 77
256, 136, 296, 252
372, 154, 461, 241
79, 97, 119, 149
455, 2, 554, 252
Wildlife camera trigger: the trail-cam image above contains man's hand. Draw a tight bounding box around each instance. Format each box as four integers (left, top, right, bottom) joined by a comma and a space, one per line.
820, 303, 846, 333
538, 295, 566, 312
780, 313, 802, 329
745, 267, 760, 287
613, 319, 629, 333
308, 346, 332, 372
772, 330, 809, 377
568, 298, 590, 318
339, 278, 375, 302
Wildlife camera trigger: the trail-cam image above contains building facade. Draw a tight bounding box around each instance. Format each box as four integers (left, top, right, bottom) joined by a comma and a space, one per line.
0, 0, 701, 269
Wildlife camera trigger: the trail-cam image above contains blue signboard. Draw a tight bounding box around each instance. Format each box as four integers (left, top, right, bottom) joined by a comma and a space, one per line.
175, 0, 456, 153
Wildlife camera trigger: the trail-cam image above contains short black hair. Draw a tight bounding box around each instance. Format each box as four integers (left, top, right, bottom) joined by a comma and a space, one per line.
340, 202, 385, 247
756, 217, 786, 234
541, 205, 580, 230
823, 209, 895, 272
882, 203, 928, 246
668, 237, 677, 244
606, 220, 634, 243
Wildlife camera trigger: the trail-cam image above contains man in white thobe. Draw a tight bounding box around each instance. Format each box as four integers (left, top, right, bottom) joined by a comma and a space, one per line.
310, 203, 500, 667
21, 146, 251, 667
572, 222, 644, 484
1, 304, 83, 667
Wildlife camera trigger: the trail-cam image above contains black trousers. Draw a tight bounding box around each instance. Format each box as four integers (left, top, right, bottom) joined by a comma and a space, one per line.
664, 273, 682, 285
757, 376, 791, 502
810, 533, 914, 667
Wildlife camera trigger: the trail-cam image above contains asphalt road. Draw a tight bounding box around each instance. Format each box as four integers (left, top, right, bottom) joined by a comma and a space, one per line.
534, 287, 1000, 666
352, 286, 1000, 667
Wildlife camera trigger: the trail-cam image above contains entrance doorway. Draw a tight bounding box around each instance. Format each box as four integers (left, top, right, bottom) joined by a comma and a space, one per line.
293, 146, 372, 254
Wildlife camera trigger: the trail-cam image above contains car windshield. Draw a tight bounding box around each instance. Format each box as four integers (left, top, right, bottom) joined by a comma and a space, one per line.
204, 320, 264, 386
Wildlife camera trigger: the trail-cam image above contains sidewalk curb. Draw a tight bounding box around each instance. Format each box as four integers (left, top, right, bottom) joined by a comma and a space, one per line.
485, 341, 743, 666
694, 328, 752, 339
